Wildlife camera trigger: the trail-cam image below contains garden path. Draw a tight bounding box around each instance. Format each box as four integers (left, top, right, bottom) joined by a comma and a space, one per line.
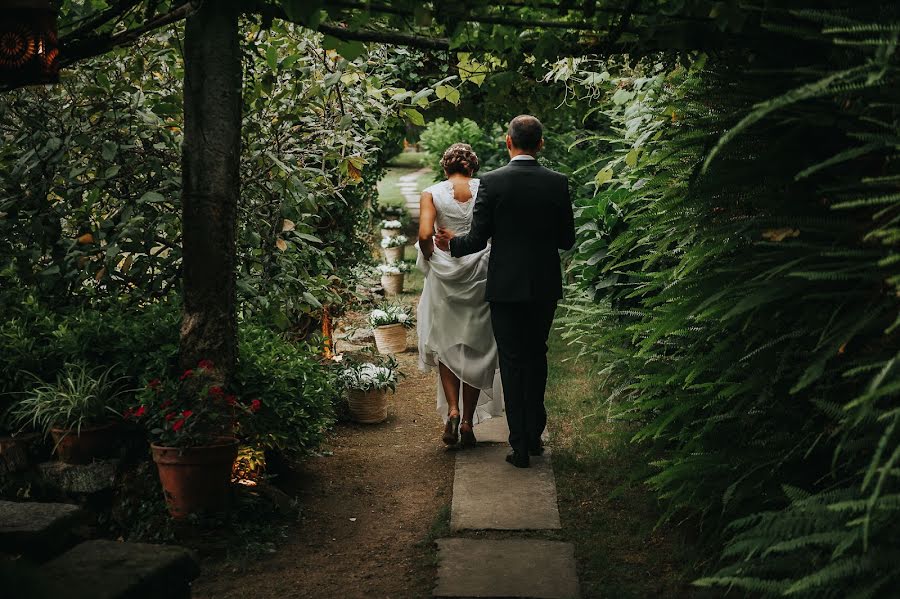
398, 166, 431, 219
191, 316, 453, 599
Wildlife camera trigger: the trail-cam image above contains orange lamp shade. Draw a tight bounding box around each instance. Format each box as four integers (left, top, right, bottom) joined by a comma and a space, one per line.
0, 1, 59, 88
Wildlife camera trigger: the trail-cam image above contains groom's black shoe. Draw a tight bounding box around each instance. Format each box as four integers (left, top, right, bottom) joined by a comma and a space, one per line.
505, 450, 530, 468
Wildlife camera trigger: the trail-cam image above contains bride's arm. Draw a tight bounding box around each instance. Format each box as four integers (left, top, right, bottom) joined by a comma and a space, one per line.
418, 191, 437, 260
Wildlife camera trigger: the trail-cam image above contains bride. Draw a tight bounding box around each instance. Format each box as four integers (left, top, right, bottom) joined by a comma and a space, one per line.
416, 143, 503, 447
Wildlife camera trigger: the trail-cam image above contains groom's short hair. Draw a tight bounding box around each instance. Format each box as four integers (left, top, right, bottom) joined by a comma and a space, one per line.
508, 115, 543, 152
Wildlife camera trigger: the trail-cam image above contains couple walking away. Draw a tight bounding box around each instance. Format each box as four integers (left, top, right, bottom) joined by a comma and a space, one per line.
416, 115, 576, 468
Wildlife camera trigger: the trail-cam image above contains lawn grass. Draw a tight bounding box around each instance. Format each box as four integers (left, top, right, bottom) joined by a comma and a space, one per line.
546, 327, 710, 598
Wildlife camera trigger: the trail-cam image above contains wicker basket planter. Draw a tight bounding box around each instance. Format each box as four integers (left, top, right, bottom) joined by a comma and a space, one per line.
381, 228, 400, 238
382, 245, 404, 263
373, 323, 407, 354
347, 389, 389, 424
381, 273, 404, 297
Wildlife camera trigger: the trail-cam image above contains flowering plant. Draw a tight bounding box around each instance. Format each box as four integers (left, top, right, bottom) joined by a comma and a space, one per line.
377, 261, 412, 275
125, 359, 260, 448
380, 219, 402, 229
380, 234, 408, 249
368, 303, 414, 329
339, 357, 401, 392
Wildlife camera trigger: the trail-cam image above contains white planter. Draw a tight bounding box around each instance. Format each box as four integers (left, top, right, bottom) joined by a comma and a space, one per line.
348, 389, 389, 424
373, 323, 407, 354
381, 273, 404, 297
382, 246, 404, 263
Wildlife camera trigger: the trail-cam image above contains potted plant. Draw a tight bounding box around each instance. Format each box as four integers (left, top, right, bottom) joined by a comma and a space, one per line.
7, 363, 130, 465
127, 359, 259, 519
369, 304, 414, 354
340, 358, 400, 424
378, 261, 412, 296
380, 234, 408, 263
380, 219, 403, 238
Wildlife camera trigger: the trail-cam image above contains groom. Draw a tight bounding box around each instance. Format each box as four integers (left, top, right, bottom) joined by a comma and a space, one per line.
435, 115, 576, 468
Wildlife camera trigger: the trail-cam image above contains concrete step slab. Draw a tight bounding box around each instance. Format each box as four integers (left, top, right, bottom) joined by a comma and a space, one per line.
0, 500, 85, 560
473, 415, 509, 444
434, 538, 579, 598
451, 446, 560, 531
41, 539, 199, 599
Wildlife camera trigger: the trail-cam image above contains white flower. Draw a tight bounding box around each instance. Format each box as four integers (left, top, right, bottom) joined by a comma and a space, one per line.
370, 309, 388, 320
380, 219, 402, 229
397, 313, 408, 323
377, 264, 402, 275
381, 235, 408, 248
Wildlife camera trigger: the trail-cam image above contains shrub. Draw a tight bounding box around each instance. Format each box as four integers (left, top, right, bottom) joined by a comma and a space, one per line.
419, 118, 506, 178
236, 324, 338, 458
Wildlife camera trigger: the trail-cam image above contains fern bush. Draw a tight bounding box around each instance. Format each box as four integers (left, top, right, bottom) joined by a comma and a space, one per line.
553, 5, 900, 596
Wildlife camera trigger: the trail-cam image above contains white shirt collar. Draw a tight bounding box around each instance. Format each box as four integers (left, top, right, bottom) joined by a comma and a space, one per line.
510, 154, 537, 162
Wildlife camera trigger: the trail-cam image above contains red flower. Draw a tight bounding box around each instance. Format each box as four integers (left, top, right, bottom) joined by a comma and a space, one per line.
160, 399, 172, 409
148, 378, 162, 391
134, 405, 147, 418
249, 399, 262, 413
172, 418, 185, 432
164, 412, 176, 421
225, 394, 237, 406
208, 385, 224, 398
198, 359, 214, 370
182, 410, 194, 419
179, 369, 193, 381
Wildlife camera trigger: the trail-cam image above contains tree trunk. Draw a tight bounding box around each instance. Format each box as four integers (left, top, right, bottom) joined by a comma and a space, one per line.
180, 1, 242, 380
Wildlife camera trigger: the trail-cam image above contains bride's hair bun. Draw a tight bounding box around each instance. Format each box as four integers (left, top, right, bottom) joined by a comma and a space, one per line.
441, 143, 480, 176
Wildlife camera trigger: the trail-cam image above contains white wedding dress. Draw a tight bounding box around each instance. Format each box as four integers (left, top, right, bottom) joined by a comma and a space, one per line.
416, 179, 504, 424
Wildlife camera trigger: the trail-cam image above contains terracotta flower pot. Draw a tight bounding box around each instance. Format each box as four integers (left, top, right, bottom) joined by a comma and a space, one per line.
381, 273, 404, 297
374, 323, 407, 354
382, 246, 404, 263
381, 228, 400, 238
151, 438, 238, 519
348, 389, 389, 424
50, 423, 119, 465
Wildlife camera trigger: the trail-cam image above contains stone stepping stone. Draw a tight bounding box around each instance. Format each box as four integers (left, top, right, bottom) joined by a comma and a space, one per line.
451, 446, 560, 531
41, 539, 199, 599
434, 538, 579, 598
473, 415, 509, 444
0, 500, 84, 559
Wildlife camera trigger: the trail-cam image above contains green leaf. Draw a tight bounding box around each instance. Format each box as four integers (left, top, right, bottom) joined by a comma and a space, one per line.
140, 191, 165, 204
404, 108, 425, 126
625, 149, 639, 167
266, 45, 278, 70
595, 168, 613, 185
101, 141, 117, 161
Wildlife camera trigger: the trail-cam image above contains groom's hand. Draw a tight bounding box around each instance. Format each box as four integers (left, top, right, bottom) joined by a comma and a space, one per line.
435, 228, 454, 251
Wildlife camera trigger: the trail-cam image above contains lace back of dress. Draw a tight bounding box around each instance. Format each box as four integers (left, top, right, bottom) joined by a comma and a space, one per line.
431, 179, 479, 236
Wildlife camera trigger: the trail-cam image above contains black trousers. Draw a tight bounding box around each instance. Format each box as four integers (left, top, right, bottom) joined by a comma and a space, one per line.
489, 300, 557, 455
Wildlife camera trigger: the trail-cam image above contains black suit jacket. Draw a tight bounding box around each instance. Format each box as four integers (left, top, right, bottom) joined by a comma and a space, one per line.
449, 159, 576, 302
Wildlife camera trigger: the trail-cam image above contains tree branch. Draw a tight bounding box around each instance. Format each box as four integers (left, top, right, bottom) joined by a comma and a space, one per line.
59, 2, 197, 67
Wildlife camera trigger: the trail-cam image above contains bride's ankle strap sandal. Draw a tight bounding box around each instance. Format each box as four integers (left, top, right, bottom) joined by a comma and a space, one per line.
442, 415, 461, 445
460, 420, 476, 448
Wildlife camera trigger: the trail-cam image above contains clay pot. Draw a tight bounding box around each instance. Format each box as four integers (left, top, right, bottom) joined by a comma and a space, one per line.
382, 246, 404, 263
151, 438, 238, 519
380, 273, 404, 297
348, 389, 389, 424
373, 323, 407, 354
50, 423, 118, 464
